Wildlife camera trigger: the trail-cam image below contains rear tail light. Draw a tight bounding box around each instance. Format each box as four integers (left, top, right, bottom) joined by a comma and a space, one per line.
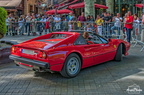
11, 46, 16, 53
11, 46, 21, 54
37, 51, 47, 59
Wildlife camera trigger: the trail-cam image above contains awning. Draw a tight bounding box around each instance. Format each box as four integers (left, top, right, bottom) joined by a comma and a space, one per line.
0, 0, 22, 8
135, 4, 143, 8
68, 2, 108, 9
58, 0, 78, 9
95, 4, 108, 9
68, 2, 84, 9
46, 9, 73, 15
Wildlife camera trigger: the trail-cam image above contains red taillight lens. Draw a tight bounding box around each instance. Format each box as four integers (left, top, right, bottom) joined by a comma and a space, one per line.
11, 46, 21, 54
11, 46, 16, 53
37, 51, 47, 59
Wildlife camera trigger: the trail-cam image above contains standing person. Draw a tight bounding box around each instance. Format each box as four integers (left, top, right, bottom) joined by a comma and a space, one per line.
40, 16, 47, 35
125, 11, 134, 43
111, 13, 123, 38
31, 16, 37, 35
86, 15, 91, 21
48, 15, 54, 32
90, 15, 95, 22
45, 19, 50, 34
7, 14, 14, 36
36, 14, 42, 35
78, 12, 86, 22
71, 14, 77, 30
68, 21, 73, 31
91, 23, 97, 33
66, 12, 73, 21
11, 17, 18, 36
25, 13, 32, 36
133, 14, 140, 38
102, 12, 110, 36
53, 15, 61, 31
95, 15, 104, 36
31, 13, 35, 19
142, 14, 144, 24
6, 16, 10, 35
18, 15, 25, 35
78, 12, 86, 29
122, 13, 128, 38
107, 13, 113, 36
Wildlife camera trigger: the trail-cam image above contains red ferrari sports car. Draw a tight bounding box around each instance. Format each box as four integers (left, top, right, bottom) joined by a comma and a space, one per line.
9, 31, 130, 78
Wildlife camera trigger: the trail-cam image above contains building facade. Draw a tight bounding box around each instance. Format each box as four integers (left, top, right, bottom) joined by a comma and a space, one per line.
0, 0, 48, 16
24, 0, 37, 15
0, 0, 24, 16
114, 0, 143, 16
95, 0, 143, 16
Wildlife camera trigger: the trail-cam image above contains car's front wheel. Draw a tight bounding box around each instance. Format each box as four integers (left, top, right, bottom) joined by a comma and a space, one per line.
60, 53, 81, 78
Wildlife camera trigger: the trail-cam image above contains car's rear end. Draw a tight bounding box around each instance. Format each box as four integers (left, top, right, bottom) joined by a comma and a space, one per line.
9, 32, 77, 72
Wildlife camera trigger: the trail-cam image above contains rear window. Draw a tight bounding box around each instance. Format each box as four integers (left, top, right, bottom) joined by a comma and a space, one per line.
50, 34, 70, 39
37, 34, 71, 44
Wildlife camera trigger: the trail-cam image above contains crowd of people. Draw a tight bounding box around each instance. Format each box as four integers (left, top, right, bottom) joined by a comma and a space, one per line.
6, 11, 144, 43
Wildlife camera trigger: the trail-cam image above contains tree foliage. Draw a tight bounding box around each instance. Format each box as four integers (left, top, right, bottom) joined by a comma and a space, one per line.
0, 7, 7, 39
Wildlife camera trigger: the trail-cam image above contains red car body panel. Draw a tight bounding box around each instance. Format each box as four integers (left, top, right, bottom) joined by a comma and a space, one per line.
10, 32, 130, 72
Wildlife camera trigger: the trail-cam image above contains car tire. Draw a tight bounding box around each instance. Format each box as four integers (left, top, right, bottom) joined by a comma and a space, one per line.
114, 44, 123, 61
60, 53, 81, 78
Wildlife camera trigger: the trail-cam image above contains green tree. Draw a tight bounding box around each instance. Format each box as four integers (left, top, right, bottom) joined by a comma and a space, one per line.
106, 0, 114, 13
84, 0, 95, 18
0, 7, 7, 39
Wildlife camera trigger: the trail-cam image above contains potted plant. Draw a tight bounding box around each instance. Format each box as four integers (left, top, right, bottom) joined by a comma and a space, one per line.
0, 7, 7, 39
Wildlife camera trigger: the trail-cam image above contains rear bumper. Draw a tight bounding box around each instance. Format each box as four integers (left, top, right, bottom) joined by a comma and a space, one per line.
9, 55, 49, 68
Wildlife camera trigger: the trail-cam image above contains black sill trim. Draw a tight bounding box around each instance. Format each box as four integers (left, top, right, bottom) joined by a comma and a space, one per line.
9, 55, 49, 68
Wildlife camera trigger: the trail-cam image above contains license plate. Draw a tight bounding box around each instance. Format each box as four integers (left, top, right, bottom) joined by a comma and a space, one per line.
22, 49, 35, 55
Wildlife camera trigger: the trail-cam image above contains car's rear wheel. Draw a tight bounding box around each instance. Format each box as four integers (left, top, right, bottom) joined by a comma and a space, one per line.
114, 44, 123, 61
60, 53, 81, 78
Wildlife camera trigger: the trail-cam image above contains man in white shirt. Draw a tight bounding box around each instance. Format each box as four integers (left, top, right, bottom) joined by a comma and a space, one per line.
53, 15, 61, 31
25, 13, 32, 36
111, 13, 122, 38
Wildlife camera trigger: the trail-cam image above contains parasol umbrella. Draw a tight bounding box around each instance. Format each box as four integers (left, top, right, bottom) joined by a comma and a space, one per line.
58, 9, 73, 14
45, 9, 56, 15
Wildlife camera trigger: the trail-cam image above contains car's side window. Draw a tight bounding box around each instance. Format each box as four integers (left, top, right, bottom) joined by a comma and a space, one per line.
89, 36, 103, 44
98, 36, 108, 44
74, 35, 87, 45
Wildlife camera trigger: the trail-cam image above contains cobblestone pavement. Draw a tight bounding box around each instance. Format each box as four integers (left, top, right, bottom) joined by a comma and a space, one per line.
0, 36, 144, 95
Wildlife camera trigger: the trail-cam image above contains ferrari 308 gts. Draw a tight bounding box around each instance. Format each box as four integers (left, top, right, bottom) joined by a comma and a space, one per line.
9, 31, 130, 78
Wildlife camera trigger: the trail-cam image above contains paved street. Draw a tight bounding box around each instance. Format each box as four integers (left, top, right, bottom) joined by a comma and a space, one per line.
0, 35, 144, 95
0, 35, 39, 43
